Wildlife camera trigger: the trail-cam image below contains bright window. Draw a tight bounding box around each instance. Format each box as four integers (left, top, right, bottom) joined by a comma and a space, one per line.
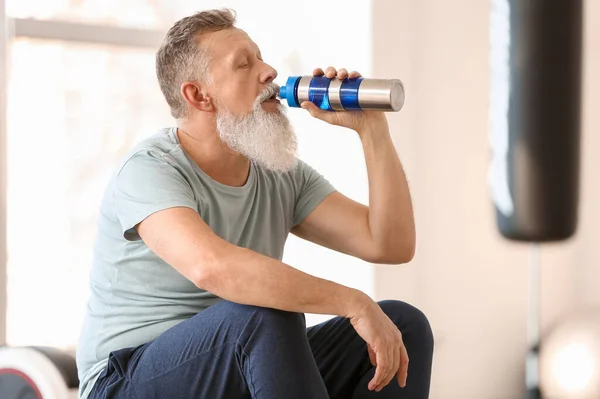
6, 38, 172, 348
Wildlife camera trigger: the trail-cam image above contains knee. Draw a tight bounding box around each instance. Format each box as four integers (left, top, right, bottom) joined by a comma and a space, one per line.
378, 300, 434, 348
199, 301, 306, 335
252, 306, 306, 331
221, 302, 307, 340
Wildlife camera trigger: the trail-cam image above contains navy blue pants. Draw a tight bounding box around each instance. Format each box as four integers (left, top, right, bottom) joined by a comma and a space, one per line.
89, 299, 433, 399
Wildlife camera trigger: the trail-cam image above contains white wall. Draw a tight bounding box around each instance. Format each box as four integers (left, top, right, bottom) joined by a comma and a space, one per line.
371, 1, 599, 398
575, 0, 600, 310
0, 0, 8, 346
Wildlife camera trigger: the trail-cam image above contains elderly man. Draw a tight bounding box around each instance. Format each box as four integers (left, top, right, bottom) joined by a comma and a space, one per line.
76, 8, 433, 399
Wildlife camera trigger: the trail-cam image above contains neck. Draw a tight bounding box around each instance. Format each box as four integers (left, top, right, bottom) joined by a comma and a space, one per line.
176, 119, 250, 187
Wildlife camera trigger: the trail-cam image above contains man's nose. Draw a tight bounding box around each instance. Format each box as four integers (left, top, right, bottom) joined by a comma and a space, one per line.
260, 63, 278, 84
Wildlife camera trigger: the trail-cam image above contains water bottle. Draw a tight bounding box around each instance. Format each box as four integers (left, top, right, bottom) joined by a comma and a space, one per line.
279, 75, 405, 112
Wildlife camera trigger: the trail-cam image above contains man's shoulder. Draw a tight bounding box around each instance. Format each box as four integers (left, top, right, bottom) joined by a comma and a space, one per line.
115, 127, 182, 172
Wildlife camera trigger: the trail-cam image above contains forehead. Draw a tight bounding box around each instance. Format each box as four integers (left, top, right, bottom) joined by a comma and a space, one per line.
203, 28, 260, 61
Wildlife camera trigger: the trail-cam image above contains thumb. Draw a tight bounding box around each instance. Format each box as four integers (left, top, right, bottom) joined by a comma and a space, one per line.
301, 101, 336, 124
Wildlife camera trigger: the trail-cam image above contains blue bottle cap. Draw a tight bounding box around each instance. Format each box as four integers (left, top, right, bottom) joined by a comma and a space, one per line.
280, 76, 301, 107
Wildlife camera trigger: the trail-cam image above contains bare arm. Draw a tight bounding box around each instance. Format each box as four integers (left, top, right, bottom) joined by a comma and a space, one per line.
136, 206, 368, 316
361, 121, 415, 262
295, 68, 415, 264
292, 191, 381, 262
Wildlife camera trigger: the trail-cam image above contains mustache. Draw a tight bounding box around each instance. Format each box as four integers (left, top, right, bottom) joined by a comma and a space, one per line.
257, 83, 281, 103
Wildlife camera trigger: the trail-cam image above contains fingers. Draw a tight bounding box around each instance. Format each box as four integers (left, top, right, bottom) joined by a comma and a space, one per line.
300, 101, 336, 124
337, 68, 348, 79
367, 337, 407, 392
368, 349, 390, 391
397, 343, 409, 388
325, 66, 336, 78
375, 347, 399, 392
388, 346, 402, 390
313, 67, 361, 80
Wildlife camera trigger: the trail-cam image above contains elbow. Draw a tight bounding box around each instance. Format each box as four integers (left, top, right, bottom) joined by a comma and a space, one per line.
191, 267, 213, 290
378, 248, 415, 265
189, 246, 229, 290
369, 240, 416, 265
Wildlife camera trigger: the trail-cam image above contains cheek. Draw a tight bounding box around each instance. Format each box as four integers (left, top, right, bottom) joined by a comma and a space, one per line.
213, 79, 258, 114
227, 91, 257, 113
235, 85, 257, 103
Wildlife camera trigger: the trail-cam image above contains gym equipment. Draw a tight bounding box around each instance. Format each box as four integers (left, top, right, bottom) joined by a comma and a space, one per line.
489, 0, 582, 242
279, 76, 405, 112
489, 1, 583, 398
0, 346, 79, 399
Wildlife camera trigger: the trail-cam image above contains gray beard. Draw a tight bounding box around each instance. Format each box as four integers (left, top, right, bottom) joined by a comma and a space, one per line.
216, 98, 298, 173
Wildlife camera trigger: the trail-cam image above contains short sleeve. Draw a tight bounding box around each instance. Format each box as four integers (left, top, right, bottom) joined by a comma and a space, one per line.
292, 160, 336, 227
113, 150, 198, 241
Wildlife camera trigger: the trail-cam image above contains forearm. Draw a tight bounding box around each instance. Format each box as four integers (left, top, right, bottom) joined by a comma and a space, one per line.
359, 119, 415, 261
199, 244, 369, 317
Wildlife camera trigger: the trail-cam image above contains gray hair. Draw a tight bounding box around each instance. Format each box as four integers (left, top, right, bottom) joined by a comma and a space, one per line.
156, 8, 237, 119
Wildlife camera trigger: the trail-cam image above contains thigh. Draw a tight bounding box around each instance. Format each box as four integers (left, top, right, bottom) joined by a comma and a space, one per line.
91, 300, 258, 399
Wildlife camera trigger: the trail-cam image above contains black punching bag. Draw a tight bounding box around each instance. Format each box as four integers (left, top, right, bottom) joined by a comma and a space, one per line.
489, 0, 583, 242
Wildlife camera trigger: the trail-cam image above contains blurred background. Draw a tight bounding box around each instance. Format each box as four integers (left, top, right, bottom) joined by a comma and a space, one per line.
0, 0, 599, 398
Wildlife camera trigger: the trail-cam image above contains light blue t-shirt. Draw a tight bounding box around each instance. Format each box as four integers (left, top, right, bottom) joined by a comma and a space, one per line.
76, 127, 336, 398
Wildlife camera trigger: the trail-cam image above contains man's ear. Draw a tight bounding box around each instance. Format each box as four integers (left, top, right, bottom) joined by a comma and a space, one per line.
181, 81, 215, 112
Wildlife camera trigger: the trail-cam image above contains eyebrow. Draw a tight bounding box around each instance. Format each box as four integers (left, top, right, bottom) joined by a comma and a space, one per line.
229, 44, 263, 63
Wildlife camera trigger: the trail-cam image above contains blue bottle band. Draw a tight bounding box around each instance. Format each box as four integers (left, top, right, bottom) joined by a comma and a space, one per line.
340, 77, 363, 110
308, 76, 334, 111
